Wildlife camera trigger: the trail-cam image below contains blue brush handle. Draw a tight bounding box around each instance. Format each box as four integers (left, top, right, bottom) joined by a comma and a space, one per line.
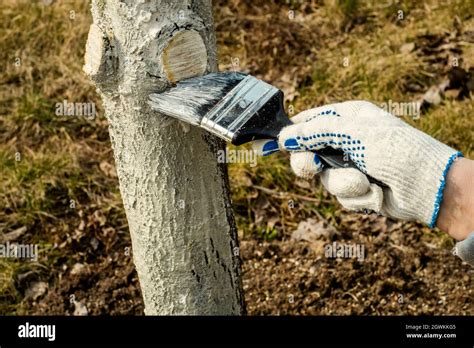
279, 110, 388, 188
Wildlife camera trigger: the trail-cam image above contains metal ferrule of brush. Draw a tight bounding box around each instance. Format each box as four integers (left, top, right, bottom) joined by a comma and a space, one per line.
200, 75, 280, 142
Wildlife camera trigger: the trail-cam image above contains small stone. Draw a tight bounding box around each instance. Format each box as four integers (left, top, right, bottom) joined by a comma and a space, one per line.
422, 85, 442, 105
400, 42, 415, 54
73, 301, 88, 316
25, 281, 48, 300
70, 263, 85, 276
90, 237, 99, 250
291, 219, 338, 242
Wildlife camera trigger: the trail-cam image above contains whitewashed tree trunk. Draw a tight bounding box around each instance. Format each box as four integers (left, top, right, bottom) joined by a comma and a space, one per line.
83, 0, 245, 315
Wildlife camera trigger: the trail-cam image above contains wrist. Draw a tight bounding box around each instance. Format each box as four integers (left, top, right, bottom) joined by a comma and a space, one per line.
436, 157, 474, 240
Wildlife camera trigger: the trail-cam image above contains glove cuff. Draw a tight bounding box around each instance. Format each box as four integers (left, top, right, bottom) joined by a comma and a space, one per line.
427, 150, 463, 227
374, 127, 462, 226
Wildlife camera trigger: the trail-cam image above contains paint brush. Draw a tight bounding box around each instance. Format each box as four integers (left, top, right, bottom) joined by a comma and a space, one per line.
148, 72, 386, 187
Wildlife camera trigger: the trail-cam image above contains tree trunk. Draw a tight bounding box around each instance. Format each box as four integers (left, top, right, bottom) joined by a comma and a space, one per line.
83, 0, 245, 315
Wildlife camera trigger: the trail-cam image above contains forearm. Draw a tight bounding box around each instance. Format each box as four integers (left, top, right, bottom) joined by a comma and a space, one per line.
436, 157, 474, 240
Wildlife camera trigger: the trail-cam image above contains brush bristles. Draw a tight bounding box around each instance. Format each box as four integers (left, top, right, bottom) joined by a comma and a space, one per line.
148, 72, 247, 125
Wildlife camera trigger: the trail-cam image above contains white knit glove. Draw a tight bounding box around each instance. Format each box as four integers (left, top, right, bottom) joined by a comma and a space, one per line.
254, 101, 462, 227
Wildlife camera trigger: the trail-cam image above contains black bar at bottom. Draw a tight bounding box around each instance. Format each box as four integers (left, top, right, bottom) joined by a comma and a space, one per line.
0, 316, 472, 346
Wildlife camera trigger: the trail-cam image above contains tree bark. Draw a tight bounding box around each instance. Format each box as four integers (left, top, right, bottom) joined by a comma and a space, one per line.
84, 0, 245, 315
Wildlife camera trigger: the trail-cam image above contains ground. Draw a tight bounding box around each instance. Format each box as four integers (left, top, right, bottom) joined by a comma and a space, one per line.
0, 0, 472, 315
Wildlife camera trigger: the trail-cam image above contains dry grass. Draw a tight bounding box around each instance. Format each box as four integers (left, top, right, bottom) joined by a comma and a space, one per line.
0, 0, 125, 314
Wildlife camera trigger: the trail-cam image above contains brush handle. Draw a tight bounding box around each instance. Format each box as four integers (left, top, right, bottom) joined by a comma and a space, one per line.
282, 119, 387, 188
232, 90, 387, 187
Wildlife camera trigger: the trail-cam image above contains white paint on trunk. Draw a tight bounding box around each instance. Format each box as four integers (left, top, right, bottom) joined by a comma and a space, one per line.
84, 0, 244, 315
162, 30, 208, 83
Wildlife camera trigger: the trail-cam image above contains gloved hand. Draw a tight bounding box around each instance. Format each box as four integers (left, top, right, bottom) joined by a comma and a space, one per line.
254, 101, 462, 227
